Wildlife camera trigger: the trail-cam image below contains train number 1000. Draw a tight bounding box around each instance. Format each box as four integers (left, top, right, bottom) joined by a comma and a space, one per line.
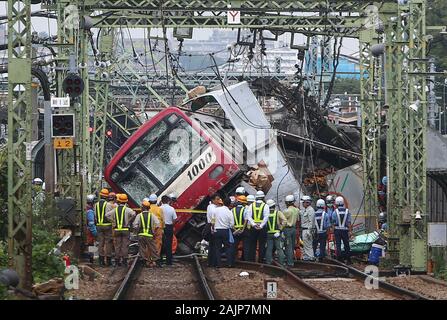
187, 152, 213, 181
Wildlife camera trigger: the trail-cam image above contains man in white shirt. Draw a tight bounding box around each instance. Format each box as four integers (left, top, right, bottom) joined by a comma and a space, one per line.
211, 197, 235, 268
205, 193, 220, 267
160, 195, 177, 266
244, 191, 270, 262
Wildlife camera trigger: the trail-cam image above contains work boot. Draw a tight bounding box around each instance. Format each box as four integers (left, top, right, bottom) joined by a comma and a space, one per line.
156, 260, 163, 268
106, 257, 112, 267
99, 256, 105, 266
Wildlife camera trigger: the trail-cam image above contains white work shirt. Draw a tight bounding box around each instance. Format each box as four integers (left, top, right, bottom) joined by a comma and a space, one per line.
206, 202, 216, 224
245, 200, 270, 228
211, 205, 234, 230
161, 203, 177, 225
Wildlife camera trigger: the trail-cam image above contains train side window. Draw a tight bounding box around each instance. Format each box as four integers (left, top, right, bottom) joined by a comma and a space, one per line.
167, 114, 178, 124
209, 165, 224, 180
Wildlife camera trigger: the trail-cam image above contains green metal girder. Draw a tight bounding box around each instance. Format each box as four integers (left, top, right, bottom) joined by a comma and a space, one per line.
384, 0, 427, 271
7, 0, 33, 290
88, 29, 115, 193
359, 28, 381, 228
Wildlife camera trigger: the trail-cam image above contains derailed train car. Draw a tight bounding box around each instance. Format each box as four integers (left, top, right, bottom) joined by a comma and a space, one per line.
105, 82, 301, 253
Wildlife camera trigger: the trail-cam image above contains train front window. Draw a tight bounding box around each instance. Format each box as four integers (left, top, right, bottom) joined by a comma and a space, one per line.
119, 166, 159, 205
117, 121, 168, 172
139, 118, 206, 185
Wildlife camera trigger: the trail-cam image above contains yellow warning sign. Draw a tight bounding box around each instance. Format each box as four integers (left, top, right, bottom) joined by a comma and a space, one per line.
54, 137, 74, 149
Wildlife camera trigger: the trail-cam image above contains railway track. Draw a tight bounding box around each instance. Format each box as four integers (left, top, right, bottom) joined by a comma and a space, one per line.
113, 255, 214, 300
201, 261, 333, 300
317, 258, 432, 300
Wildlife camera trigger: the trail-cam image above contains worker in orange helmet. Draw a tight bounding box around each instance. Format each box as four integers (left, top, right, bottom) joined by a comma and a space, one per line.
133, 199, 162, 267
94, 188, 115, 267
147, 194, 164, 257
105, 193, 136, 267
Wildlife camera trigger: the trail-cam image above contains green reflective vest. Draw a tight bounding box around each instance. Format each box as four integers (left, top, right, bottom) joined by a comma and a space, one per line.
115, 205, 129, 231
95, 200, 111, 226
267, 210, 280, 234
252, 202, 265, 223
139, 212, 153, 238
232, 206, 245, 229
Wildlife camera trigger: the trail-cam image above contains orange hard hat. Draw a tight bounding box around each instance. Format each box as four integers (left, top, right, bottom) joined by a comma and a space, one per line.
117, 193, 128, 203
99, 188, 109, 197
237, 195, 247, 204
142, 199, 151, 208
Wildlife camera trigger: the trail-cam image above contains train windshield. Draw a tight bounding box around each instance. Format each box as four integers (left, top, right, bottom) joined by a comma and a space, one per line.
110, 113, 207, 204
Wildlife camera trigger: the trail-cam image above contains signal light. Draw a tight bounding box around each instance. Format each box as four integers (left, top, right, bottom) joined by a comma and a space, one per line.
63, 74, 84, 98
106, 129, 112, 137
52, 114, 75, 137
88, 127, 94, 133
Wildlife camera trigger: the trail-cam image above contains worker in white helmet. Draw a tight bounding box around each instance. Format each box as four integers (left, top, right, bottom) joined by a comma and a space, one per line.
245, 190, 270, 262
282, 195, 299, 266
148, 194, 164, 257
32, 178, 45, 218
325, 195, 336, 219
313, 199, 331, 262
264, 199, 286, 265
332, 196, 352, 264
235, 186, 246, 196
300, 195, 315, 261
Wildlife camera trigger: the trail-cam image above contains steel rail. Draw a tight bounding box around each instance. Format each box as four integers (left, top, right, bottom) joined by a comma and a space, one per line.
215, 261, 335, 300
273, 260, 350, 278
113, 254, 215, 300
325, 257, 432, 300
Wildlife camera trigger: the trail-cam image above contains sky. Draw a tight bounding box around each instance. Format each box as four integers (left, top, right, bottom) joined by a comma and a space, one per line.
0, 3, 360, 56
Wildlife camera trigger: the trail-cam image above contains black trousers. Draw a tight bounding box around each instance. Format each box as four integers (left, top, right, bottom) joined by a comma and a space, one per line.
230, 230, 249, 262
316, 232, 328, 258
247, 227, 267, 262
162, 224, 174, 265
334, 229, 350, 261
214, 229, 234, 267
208, 233, 216, 267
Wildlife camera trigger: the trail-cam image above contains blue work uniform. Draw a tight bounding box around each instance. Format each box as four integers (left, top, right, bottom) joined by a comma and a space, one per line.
331, 207, 352, 262
87, 207, 97, 238
313, 209, 331, 260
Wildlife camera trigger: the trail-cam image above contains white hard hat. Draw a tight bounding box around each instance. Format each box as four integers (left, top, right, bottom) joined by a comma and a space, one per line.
301, 195, 312, 202
86, 194, 96, 203
255, 190, 265, 199
335, 196, 345, 206
235, 187, 245, 195
247, 195, 256, 203
285, 195, 295, 202
266, 199, 275, 207
316, 199, 326, 208
142, 197, 150, 203
33, 178, 43, 185
148, 194, 158, 202
326, 195, 334, 202
168, 193, 177, 200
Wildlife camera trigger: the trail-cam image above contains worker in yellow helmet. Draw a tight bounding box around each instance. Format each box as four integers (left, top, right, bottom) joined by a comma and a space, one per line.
133, 199, 162, 267
105, 193, 136, 267
94, 188, 115, 267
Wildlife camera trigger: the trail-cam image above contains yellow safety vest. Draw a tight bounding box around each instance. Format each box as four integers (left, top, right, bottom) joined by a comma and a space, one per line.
139, 212, 153, 238
232, 206, 245, 230
267, 210, 280, 234
252, 202, 265, 223
95, 200, 111, 226
115, 205, 129, 231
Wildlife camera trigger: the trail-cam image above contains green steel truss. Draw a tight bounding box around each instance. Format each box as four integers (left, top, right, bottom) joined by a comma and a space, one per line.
88, 29, 115, 193
359, 29, 381, 228
384, 0, 427, 271
7, 0, 33, 289
8, 0, 428, 288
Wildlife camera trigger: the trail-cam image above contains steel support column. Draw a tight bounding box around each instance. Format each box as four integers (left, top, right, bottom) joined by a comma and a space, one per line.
7, 0, 33, 289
